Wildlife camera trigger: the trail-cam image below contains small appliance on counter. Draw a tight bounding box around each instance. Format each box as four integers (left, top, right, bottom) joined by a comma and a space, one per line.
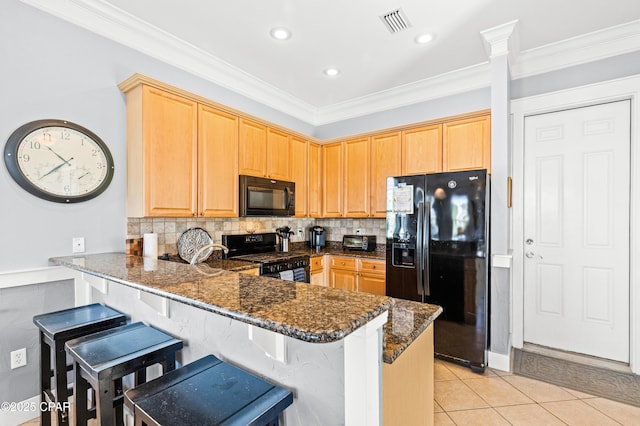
342, 235, 376, 252
309, 226, 326, 251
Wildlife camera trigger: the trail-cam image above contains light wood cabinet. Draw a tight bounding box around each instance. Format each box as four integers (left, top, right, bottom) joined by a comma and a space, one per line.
122, 80, 240, 218
125, 84, 198, 217
329, 256, 358, 291
198, 105, 238, 217
443, 114, 491, 172
328, 256, 386, 296
266, 128, 291, 180
402, 124, 443, 175
238, 120, 292, 180
371, 132, 401, 218
290, 136, 308, 217
308, 143, 322, 217
383, 325, 434, 425
322, 142, 343, 217
310, 256, 325, 286
238, 118, 267, 177
358, 259, 386, 296
343, 137, 370, 217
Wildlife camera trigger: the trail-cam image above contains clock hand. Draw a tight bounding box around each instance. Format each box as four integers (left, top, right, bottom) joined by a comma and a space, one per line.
78, 171, 90, 180
46, 146, 73, 167
39, 157, 74, 180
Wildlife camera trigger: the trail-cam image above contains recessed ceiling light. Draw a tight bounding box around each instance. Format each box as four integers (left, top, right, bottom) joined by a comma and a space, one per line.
415, 33, 435, 44
324, 68, 340, 77
270, 27, 291, 40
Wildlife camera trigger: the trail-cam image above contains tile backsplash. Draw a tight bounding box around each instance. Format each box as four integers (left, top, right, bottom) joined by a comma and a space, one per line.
127, 217, 386, 255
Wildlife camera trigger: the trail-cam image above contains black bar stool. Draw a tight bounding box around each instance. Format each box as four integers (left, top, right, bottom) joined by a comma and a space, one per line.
124, 354, 294, 426
65, 322, 183, 426
33, 303, 127, 426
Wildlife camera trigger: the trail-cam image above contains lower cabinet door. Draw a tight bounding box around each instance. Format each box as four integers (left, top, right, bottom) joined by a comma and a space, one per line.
330, 269, 357, 291
359, 273, 386, 296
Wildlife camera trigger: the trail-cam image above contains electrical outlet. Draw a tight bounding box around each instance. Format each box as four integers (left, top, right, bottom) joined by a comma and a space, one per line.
10, 348, 27, 369
297, 228, 303, 238
355, 228, 363, 235
72, 237, 85, 253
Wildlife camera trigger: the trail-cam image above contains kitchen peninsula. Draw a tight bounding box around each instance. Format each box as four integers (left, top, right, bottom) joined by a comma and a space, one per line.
50, 253, 441, 425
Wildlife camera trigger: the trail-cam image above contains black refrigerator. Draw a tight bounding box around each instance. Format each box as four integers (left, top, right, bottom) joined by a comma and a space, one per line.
386, 169, 489, 372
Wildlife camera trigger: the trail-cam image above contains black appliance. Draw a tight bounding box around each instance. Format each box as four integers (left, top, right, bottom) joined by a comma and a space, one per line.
309, 226, 326, 251
386, 170, 489, 372
222, 233, 309, 282
342, 235, 376, 252
239, 175, 295, 217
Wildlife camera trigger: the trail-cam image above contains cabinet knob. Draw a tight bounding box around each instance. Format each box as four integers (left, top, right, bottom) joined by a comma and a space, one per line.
372, 265, 376, 269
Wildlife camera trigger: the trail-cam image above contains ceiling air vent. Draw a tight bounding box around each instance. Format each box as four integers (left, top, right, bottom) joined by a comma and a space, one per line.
380, 8, 412, 34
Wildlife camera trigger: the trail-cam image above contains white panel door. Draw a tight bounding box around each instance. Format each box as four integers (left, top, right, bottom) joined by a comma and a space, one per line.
523, 100, 630, 363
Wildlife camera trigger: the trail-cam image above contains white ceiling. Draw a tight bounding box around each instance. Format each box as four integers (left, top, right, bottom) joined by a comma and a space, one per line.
22, 0, 640, 125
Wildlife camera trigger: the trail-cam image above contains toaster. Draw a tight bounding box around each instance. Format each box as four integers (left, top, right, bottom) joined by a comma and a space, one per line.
342, 235, 376, 252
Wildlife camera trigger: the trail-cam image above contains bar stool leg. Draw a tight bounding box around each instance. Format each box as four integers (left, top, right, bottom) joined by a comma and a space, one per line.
114, 377, 124, 426
54, 340, 70, 425
97, 375, 115, 426
39, 331, 51, 426
75, 362, 89, 426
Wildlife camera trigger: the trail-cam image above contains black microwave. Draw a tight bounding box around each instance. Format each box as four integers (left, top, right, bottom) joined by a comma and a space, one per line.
239, 175, 295, 217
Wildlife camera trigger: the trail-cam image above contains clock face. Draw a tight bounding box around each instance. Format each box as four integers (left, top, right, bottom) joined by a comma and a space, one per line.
4, 120, 114, 203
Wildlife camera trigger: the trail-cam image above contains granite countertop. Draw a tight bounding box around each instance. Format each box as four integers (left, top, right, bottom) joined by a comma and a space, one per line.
383, 299, 443, 363
49, 252, 441, 363
49, 253, 393, 345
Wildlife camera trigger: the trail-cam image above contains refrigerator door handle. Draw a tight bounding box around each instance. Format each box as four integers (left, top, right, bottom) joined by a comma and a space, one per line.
416, 202, 425, 298
423, 201, 431, 296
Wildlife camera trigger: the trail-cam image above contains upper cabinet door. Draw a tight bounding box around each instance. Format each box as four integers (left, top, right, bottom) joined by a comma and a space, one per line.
443, 115, 491, 172
141, 86, 198, 217
198, 105, 239, 217
370, 132, 401, 218
238, 118, 267, 177
343, 137, 370, 218
308, 142, 322, 218
402, 124, 443, 175
322, 142, 343, 217
266, 128, 291, 180
290, 136, 308, 217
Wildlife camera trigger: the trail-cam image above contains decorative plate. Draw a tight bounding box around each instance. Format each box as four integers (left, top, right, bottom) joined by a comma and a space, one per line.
177, 228, 213, 263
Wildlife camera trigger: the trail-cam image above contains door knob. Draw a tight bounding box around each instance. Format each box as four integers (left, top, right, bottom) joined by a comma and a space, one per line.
526, 251, 535, 258
526, 239, 534, 245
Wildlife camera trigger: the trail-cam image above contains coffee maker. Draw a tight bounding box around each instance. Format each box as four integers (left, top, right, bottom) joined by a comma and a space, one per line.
309, 226, 326, 251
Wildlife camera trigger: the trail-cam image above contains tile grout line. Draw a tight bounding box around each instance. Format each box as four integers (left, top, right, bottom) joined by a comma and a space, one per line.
436, 362, 579, 425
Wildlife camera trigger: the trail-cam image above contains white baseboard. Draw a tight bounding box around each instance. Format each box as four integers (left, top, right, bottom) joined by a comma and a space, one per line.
488, 350, 511, 372
0, 395, 40, 426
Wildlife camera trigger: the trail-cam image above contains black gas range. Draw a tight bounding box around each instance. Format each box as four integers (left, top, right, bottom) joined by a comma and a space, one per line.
222, 233, 310, 282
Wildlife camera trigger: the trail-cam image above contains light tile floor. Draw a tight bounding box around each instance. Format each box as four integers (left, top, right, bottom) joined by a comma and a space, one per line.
20, 360, 640, 425
434, 359, 640, 425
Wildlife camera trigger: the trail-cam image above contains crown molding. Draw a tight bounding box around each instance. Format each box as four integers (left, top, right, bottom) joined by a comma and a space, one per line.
20, 0, 319, 124
511, 19, 640, 79
314, 63, 491, 125
20, 1, 640, 126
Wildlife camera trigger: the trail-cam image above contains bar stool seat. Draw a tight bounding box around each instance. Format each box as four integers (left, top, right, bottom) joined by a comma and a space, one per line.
125, 355, 294, 426
65, 322, 183, 426
33, 303, 127, 426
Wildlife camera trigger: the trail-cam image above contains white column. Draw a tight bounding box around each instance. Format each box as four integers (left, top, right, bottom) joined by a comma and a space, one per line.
481, 21, 518, 369
343, 311, 388, 426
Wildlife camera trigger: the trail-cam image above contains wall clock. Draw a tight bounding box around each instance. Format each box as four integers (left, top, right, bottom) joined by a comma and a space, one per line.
4, 119, 114, 203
